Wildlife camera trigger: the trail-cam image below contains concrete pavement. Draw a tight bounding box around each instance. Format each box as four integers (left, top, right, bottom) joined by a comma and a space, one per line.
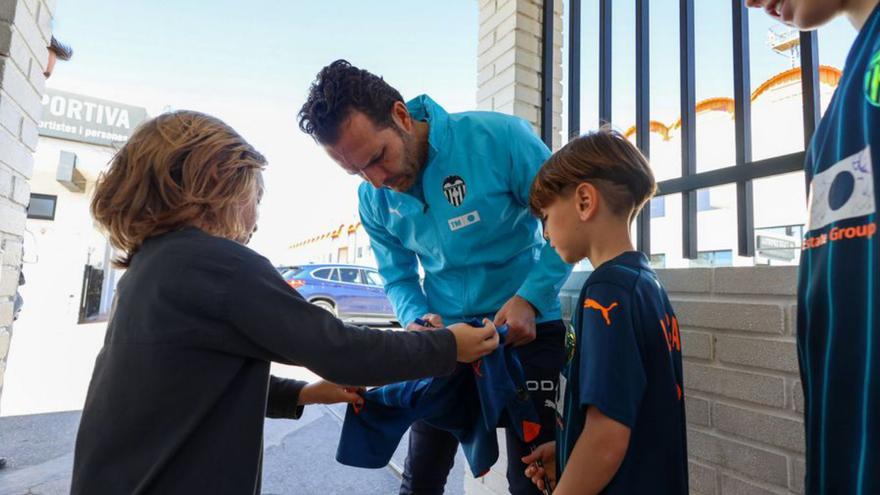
0, 310, 470, 494
0, 403, 467, 495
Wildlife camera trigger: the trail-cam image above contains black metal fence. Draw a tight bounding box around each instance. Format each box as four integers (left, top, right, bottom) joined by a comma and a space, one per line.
541, 0, 820, 259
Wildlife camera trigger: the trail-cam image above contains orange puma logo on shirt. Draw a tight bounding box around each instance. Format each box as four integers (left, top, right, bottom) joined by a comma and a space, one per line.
584, 298, 619, 326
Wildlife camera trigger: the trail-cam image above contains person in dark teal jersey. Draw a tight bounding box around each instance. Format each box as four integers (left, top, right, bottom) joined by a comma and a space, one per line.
747, 1, 880, 493
521, 130, 687, 494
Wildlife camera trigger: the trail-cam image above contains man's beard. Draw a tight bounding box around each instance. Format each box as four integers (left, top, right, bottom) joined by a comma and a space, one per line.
388, 128, 422, 192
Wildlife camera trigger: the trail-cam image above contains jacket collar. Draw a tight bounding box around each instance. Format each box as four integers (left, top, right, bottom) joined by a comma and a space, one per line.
406, 94, 449, 160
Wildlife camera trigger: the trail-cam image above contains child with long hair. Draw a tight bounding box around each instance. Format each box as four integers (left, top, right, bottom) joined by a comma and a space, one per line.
71, 110, 498, 494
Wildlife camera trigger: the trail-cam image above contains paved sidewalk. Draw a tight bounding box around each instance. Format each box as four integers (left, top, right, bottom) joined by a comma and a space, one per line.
0, 404, 466, 495
0, 314, 468, 494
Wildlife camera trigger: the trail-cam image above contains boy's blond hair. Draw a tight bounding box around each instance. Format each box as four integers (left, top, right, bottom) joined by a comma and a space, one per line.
91, 110, 266, 267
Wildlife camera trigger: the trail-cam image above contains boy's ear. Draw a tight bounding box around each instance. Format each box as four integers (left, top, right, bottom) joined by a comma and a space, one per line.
575, 182, 597, 221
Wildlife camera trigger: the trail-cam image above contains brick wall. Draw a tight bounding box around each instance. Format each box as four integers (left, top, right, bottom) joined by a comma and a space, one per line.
470, 3, 563, 491
559, 267, 804, 495
476, 0, 563, 150
663, 266, 804, 495
0, 0, 55, 412
467, 267, 803, 495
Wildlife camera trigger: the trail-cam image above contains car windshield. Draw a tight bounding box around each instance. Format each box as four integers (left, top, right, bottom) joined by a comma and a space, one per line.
282, 267, 305, 279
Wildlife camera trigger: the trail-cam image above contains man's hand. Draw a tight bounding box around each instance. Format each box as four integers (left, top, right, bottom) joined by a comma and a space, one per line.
522, 441, 557, 493
406, 313, 444, 331
494, 295, 537, 347
298, 380, 365, 407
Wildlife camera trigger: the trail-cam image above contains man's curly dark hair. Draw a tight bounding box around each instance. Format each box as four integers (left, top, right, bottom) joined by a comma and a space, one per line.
298, 60, 405, 145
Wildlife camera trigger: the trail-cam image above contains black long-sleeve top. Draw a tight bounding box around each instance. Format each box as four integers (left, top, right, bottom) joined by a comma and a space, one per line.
71, 228, 457, 494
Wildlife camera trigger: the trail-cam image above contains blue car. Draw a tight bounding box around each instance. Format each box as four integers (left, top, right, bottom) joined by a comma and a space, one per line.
282, 264, 397, 325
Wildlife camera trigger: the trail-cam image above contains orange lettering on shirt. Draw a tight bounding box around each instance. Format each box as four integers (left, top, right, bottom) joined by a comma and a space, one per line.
660, 316, 672, 352
670, 316, 681, 352
660, 314, 681, 352
802, 221, 876, 251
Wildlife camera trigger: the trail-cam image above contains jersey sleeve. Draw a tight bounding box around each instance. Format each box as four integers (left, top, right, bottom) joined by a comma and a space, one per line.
358, 185, 430, 327
577, 282, 646, 429
266, 376, 306, 419
222, 251, 457, 386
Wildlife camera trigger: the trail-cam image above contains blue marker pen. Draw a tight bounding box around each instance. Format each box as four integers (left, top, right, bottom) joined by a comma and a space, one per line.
413, 318, 435, 328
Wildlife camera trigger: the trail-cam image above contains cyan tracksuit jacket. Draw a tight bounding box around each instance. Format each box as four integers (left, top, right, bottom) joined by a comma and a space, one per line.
358, 95, 572, 327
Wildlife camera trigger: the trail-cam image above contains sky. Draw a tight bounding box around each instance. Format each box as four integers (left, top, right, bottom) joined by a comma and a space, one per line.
47, 0, 860, 263
567, 0, 858, 135
49, 0, 480, 262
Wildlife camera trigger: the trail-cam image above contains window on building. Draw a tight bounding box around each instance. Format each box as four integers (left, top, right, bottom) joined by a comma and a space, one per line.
690, 250, 734, 267
697, 189, 712, 212
338, 247, 349, 264
357, 247, 363, 258
650, 253, 667, 268
27, 193, 57, 220
650, 197, 665, 218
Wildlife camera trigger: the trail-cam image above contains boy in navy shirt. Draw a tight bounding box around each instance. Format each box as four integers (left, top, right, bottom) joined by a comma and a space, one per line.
521, 129, 687, 494
746, 1, 880, 492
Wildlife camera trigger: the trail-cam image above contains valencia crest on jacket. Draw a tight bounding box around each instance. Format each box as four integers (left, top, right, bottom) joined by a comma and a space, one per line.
443, 175, 467, 207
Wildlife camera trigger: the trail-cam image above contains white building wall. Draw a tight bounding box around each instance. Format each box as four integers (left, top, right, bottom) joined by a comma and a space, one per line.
284, 223, 378, 269
637, 78, 836, 271
22, 136, 120, 324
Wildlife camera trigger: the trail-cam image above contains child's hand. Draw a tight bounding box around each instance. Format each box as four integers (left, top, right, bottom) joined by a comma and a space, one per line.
448, 318, 499, 362
522, 441, 557, 493
298, 380, 365, 407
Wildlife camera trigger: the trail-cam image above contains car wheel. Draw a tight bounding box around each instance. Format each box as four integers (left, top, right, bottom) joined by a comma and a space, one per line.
312, 299, 338, 317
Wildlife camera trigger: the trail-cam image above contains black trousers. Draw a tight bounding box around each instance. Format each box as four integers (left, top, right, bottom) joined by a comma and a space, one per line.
399, 320, 566, 495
